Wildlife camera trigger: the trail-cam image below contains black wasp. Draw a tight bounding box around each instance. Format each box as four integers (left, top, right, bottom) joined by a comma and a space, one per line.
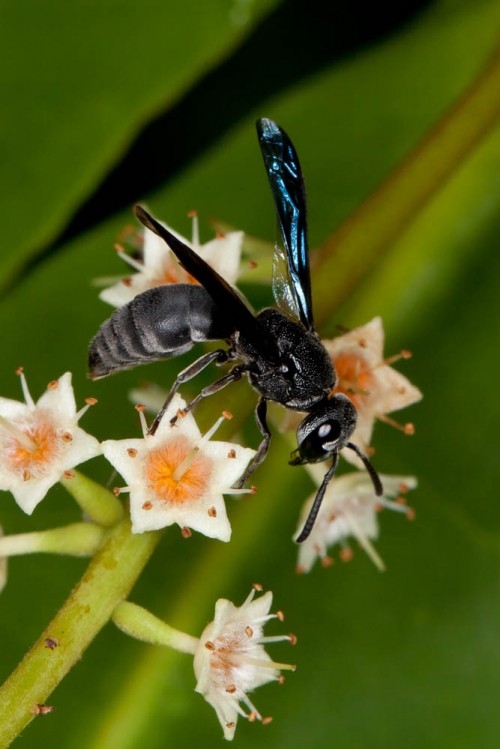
89, 118, 382, 541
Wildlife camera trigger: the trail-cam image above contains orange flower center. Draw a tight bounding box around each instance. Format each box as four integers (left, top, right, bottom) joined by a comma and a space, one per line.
331, 353, 375, 410
4, 415, 60, 478
151, 261, 199, 287
145, 436, 211, 505
210, 632, 246, 683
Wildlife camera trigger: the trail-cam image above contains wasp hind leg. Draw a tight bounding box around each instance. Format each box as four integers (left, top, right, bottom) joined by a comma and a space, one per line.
149, 349, 231, 435
163, 363, 247, 430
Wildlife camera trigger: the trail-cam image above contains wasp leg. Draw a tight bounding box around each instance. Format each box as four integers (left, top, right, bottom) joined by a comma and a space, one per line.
232, 397, 270, 489
149, 349, 230, 435
169, 364, 246, 426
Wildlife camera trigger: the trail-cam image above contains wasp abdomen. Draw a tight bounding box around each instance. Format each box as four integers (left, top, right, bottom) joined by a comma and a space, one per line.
88, 284, 235, 379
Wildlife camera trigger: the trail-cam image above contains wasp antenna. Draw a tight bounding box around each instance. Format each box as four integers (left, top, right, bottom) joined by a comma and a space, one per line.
295, 453, 339, 543
345, 442, 383, 496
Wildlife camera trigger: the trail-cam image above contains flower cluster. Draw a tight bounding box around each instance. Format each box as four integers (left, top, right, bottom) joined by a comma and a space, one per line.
324, 316, 422, 461
296, 470, 417, 572
103, 395, 256, 541
99, 212, 243, 308
112, 587, 296, 741
0, 371, 256, 545
284, 316, 421, 570
0, 370, 100, 514
194, 587, 296, 739
0, 205, 422, 739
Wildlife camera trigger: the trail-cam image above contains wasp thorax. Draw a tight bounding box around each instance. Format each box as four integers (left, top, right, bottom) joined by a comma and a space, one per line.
241, 309, 335, 410
292, 394, 357, 464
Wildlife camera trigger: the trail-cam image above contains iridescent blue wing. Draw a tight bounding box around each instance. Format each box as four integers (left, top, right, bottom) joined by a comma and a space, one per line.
256, 118, 314, 331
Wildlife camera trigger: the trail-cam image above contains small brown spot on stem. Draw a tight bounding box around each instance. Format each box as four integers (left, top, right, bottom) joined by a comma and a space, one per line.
30, 704, 55, 716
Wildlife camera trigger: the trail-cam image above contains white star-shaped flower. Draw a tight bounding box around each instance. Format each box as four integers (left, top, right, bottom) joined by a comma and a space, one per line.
194, 588, 296, 740
296, 470, 417, 572
323, 317, 422, 464
0, 371, 101, 514
102, 395, 256, 541
99, 213, 244, 308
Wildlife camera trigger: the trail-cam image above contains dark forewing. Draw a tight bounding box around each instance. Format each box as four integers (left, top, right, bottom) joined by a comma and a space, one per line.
134, 205, 277, 361
256, 118, 314, 331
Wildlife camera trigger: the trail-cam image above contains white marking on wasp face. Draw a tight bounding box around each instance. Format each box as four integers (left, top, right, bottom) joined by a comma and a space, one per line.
322, 441, 338, 453
318, 423, 332, 439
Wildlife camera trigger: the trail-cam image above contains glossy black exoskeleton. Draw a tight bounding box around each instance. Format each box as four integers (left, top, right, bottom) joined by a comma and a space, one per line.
88, 118, 382, 541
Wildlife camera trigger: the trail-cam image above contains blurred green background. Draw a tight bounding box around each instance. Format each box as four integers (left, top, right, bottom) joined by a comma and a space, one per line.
1, 0, 500, 747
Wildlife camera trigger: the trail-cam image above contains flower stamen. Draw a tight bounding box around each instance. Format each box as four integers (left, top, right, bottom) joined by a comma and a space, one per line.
17, 368, 35, 408
382, 349, 412, 366
376, 413, 415, 435
115, 245, 145, 273
345, 510, 385, 571
0, 416, 38, 451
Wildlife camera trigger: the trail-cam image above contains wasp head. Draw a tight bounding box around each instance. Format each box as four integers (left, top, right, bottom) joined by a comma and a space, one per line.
290, 394, 357, 465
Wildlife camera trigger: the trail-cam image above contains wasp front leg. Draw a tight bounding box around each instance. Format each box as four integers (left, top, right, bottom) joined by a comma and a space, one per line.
233, 397, 271, 489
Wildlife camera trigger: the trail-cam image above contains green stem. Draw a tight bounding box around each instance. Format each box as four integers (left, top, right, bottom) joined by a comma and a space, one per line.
0, 518, 161, 748
312, 45, 500, 330
113, 601, 198, 654
0, 522, 105, 558
60, 470, 123, 526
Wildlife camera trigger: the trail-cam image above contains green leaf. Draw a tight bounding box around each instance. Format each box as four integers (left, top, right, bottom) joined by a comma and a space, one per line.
1, 0, 500, 748
0, 0, 278, 288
